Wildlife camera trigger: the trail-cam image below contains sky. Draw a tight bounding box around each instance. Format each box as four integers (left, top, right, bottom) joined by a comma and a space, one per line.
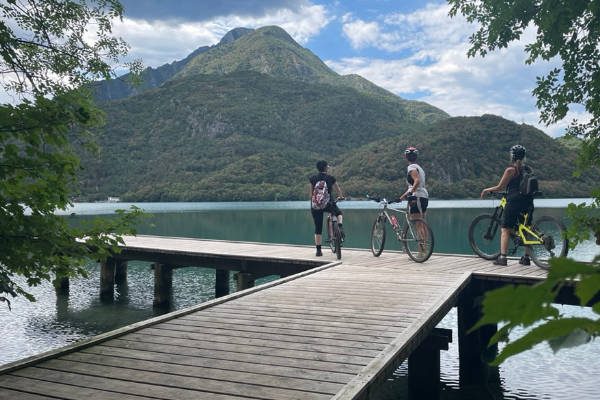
91, 1, 587, 137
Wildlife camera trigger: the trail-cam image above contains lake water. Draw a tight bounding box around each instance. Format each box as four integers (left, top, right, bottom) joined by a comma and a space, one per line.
1, 199, 598, 399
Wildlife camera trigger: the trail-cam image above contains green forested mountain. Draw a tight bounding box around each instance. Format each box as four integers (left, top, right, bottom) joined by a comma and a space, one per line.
337, 114, 598, 199
76, 26, 595, 201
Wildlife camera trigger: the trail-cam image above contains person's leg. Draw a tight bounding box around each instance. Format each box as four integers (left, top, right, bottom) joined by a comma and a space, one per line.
409, 199, 428, 252
312, 209, 324, 256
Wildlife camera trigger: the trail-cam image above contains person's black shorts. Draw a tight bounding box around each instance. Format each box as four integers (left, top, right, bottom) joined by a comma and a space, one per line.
502, 196, 534, 229
408, 197, 428, 215
311, 203, 343, 234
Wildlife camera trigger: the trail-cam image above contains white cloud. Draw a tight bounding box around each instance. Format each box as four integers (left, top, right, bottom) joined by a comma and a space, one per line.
331, 2, 573, 137
113, 3, 331, 68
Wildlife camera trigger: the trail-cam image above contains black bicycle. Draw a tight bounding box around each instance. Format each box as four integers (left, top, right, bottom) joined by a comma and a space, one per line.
325, 198, 344, 260
468, 192, 568, 269
369, 195, 434, 262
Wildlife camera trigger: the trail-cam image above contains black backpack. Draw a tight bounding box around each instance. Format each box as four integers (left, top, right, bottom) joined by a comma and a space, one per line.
519, 167, 539, 196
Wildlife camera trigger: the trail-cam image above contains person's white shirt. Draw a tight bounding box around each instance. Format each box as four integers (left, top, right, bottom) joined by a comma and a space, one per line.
407, 163, 428, 198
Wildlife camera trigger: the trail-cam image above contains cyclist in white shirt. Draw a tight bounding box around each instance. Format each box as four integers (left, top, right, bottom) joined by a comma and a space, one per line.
399, 146, 429, 219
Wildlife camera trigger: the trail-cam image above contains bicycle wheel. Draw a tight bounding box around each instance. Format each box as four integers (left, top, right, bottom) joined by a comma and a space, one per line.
468, 214, 501, 260
529, 216, 568, 269
402, 218, 434, 262
332, 221, 342, 260
371, 215, 386, 257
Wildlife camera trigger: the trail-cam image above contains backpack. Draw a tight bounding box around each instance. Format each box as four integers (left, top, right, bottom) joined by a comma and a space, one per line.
519, 167, 539, 196
311, 180, 330, 210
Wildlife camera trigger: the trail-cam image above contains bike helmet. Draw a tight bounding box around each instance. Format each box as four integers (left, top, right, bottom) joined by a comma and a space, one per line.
405, 146, 418, 161
510, 144, 526, 161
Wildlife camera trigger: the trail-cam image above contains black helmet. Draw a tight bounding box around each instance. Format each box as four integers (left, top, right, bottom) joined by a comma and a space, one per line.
405, 146, 418, 155
510, 144, 526, 161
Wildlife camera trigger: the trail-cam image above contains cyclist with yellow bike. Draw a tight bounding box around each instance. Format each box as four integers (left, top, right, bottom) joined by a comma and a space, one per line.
480, 144, 534, 266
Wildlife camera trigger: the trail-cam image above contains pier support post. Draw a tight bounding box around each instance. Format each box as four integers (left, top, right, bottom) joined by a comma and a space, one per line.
115, 260, 128, 284
458, 280, 499, 387
100, 258, 116, 302
215, 269, 230, 298
153, 263, 173, 308
235, 272, 255, 291
408, 328, 452, 399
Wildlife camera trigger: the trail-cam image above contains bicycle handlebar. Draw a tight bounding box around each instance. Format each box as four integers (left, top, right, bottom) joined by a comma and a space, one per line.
366, 194, 401, 204
485, 190, 543, 198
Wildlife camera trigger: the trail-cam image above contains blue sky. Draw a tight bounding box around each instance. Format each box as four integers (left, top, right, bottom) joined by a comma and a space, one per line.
110, 0, 580, 137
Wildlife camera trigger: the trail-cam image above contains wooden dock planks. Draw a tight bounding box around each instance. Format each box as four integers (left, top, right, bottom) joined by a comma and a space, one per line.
0, 236, 548, 399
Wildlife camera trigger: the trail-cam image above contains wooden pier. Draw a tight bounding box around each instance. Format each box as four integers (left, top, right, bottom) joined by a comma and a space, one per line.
0, 235, 557, 399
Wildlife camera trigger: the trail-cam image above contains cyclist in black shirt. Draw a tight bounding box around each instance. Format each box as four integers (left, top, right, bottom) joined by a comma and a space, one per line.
309, 160, 344, 256
480, 144, 534, 266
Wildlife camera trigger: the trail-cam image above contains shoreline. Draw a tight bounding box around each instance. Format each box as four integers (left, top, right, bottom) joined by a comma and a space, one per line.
57, 198, 594, 215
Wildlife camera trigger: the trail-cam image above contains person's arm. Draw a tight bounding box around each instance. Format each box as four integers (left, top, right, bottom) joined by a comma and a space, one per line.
333, 182, 344, 199
480, 167, 515, 198
400, 170, 420, 200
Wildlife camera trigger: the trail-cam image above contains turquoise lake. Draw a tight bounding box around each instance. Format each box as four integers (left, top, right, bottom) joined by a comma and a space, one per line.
1, 199, 598, 399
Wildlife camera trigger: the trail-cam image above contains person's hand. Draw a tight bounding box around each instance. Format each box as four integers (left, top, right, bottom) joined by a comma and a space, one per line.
480, 189, 489, 199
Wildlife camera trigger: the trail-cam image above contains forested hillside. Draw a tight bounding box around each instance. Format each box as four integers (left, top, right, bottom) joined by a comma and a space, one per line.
76, 26, 594, 201
337, 114, 597, 199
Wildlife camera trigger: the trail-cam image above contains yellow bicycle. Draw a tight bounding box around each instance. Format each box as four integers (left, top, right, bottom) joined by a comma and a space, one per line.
468, 192, 568, 269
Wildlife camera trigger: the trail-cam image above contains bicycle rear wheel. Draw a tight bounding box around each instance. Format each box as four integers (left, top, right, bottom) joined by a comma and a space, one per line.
529, 216, 568, 269
402, 219, 434, 262
371, 215, 386, 257
332, 221, 342, 260
326, 217, 335, 254
468, 214, 501, 260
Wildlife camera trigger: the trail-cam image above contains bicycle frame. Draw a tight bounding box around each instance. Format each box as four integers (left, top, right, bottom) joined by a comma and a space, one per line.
326, 213, 338, 238
375, 199, 417, 240
488, 193, 544, 247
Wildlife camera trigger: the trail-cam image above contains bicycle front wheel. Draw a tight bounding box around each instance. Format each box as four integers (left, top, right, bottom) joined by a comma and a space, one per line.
529, 216, 568, 269
371, 215, 386, 257
332, 221, 342, 260
468, 214, 501, 260
402, 219, 434, 262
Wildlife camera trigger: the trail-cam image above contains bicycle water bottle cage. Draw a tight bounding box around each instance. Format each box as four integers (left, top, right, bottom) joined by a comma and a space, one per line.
390, 215, 399, 229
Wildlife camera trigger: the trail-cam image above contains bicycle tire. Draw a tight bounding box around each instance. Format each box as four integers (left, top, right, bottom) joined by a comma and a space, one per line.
332, 221, 342, 260
326, 217, 335, 254
529, 216, 568, 269
371, 215, 386, 257
468, 214, 501, 260
402, 218, 434, 262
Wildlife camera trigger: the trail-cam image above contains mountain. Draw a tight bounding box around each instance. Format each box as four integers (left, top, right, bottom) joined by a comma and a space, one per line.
337, 114, 598, 198
90, 28, 254, 101
75, 26, 594, 201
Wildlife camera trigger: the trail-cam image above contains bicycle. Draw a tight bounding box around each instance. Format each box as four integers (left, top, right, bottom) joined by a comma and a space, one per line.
369, 195, 434, 262
468, 192, 568, 269
325, 198, 344, 260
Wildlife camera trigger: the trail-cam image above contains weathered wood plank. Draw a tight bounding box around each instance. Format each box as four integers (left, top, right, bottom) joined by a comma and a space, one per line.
0, 374, 149, 400
10, 368, 254, 400
102, 339, 366, 374
37, 360, 333, 400
81, 345, 355, 384
163, 318, 393, 344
